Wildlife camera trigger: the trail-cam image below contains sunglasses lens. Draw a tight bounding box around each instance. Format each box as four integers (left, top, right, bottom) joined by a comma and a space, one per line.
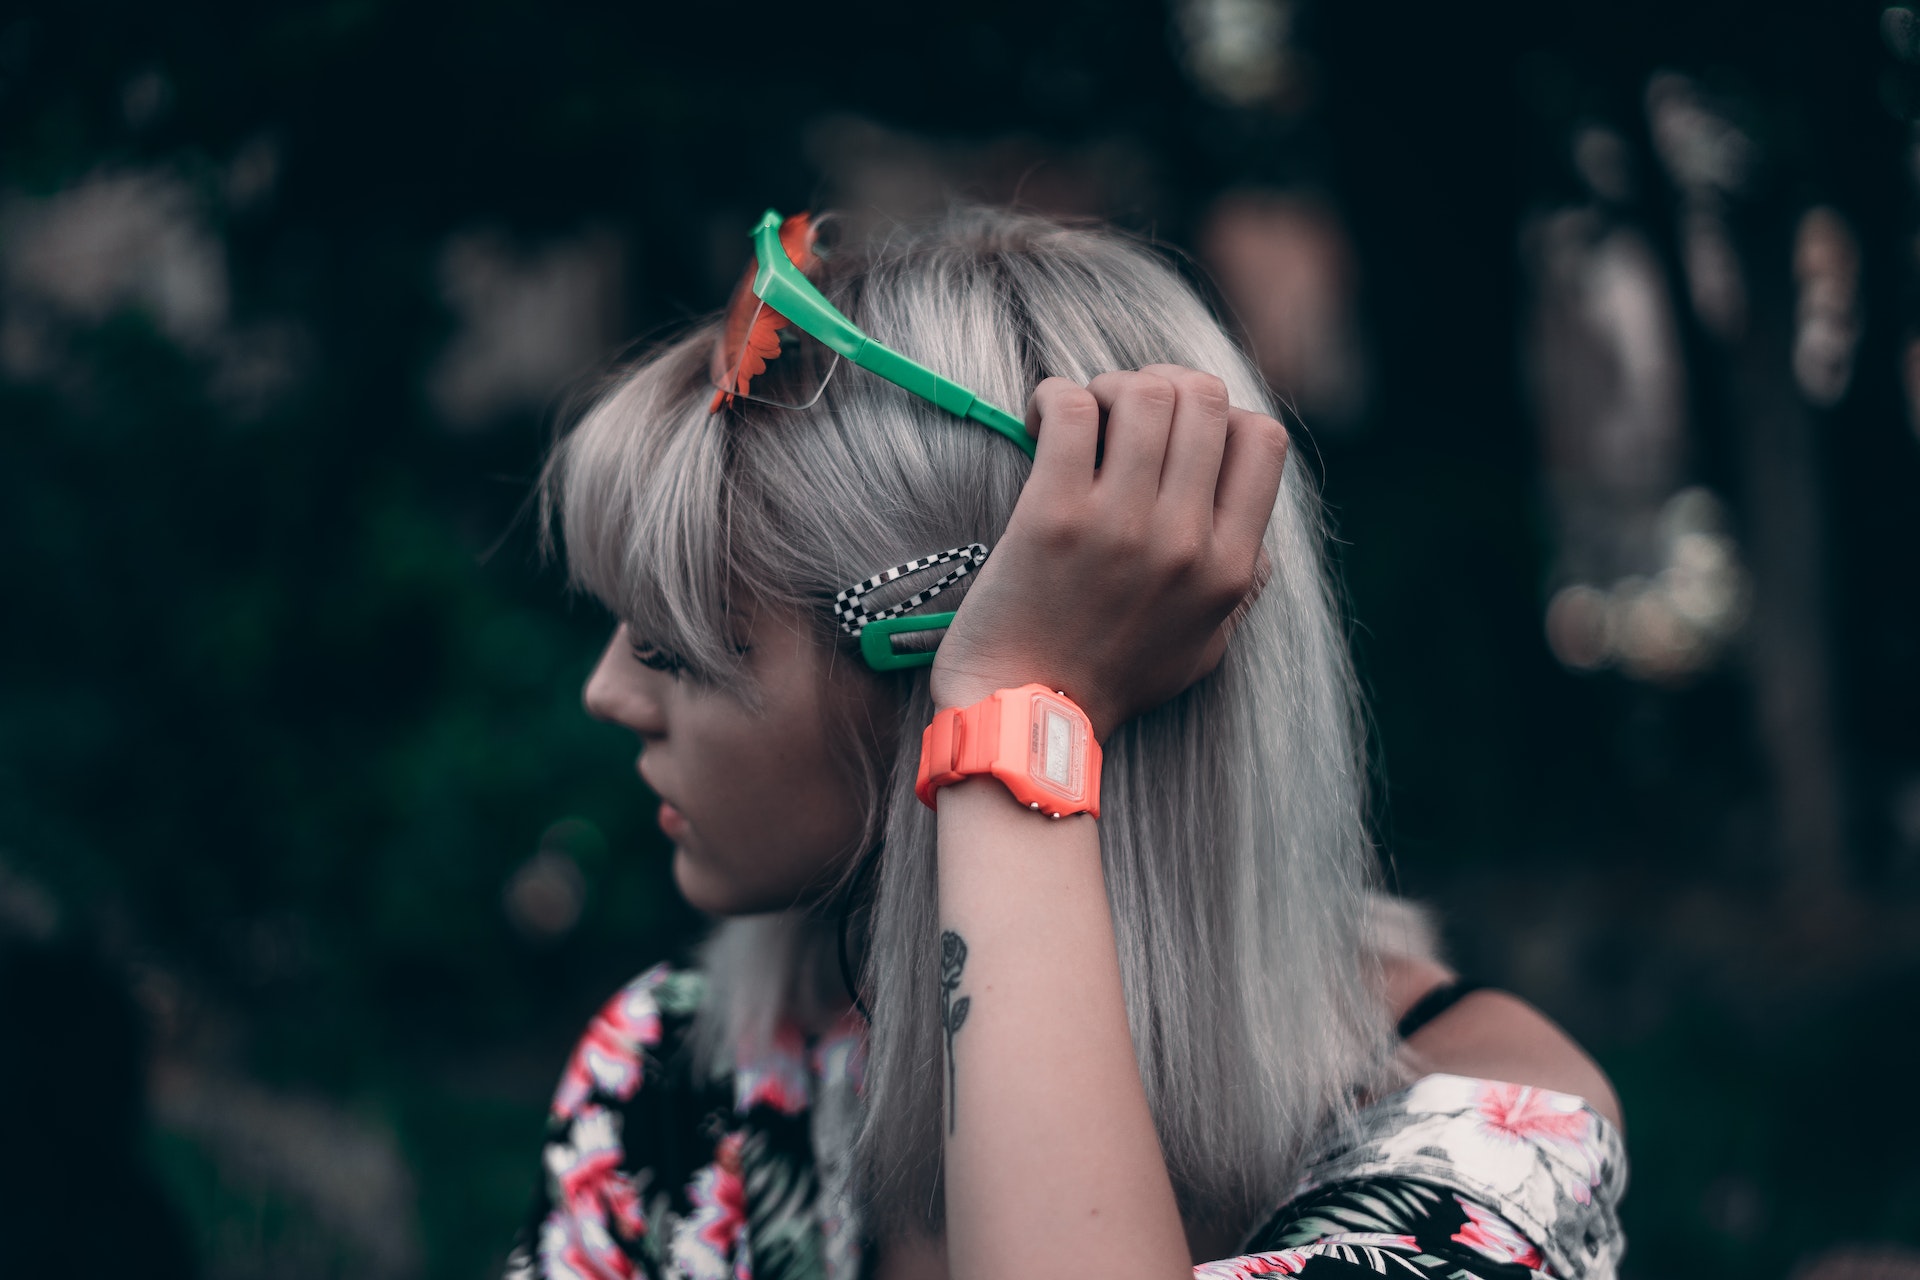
709, 214, 841, 412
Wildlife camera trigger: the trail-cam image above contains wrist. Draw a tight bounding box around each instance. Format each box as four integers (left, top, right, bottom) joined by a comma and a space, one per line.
929, 672, 1009, 716
930, 668, 1119, 744
916, 683, 1104, 817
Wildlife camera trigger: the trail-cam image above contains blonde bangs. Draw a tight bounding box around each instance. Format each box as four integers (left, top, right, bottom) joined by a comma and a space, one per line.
540, 325, 751, 685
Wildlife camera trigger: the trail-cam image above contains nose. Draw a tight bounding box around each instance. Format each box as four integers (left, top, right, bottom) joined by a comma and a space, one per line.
583, 628, 667, 737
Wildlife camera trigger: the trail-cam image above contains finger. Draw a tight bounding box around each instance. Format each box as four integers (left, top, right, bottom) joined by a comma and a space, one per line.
1192, 626, 1232, 685
1023, 377, 1101, 492
1222, 545, 1273, 635
1139, 364, 1231, 509
1213, 407, 1289, 555
1191, 544, 1271, 686
1086, 370, 1176, 503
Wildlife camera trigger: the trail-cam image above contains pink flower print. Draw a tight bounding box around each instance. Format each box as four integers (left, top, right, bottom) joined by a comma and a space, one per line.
1474, 1080, 1592, 1145
734, 1021, 810, 1116
1190, 1243, 1313, 1274
1474, 1079, 1605, 1201
546, 1107, 647, 1240
552, 967, 668, 1120
1193, 1248, 1311, 1278
1451, 1195, 1543, 1269
537, 1207, 637, 1280
1193, 1237, 1418, 1279
671, 1132, 749, 1280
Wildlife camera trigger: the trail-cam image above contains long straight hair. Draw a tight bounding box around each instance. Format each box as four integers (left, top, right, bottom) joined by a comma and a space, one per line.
543, 208, 1405, 1249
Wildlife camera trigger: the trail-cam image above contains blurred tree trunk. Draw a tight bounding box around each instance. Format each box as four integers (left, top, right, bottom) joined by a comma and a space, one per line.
1723, 203, 1847, 900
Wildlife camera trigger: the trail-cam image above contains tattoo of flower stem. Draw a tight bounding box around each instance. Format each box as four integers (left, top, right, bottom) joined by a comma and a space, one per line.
939, 930, 970, 1134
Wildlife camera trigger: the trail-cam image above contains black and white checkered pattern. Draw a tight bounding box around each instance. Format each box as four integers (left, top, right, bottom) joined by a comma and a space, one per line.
832, 542, 990, 636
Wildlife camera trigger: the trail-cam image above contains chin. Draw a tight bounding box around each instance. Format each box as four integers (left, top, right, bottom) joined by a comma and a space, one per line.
673, 847, 795, 917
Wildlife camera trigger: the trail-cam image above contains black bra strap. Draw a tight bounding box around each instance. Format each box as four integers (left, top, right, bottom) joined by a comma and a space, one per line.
1396, 980, 1489, 1040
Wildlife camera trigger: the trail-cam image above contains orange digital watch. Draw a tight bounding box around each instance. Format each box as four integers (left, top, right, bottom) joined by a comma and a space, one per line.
914, 683, 1102, 818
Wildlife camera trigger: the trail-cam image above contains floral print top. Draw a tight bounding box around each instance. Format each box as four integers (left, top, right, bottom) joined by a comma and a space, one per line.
505, 966, 1628, 1280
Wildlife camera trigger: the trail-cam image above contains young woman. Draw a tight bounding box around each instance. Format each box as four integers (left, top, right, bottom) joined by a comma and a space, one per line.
505, 208, 1626, 1280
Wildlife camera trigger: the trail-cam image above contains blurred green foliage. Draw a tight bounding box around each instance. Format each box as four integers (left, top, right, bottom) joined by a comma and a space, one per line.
1, 1, 1916, 1277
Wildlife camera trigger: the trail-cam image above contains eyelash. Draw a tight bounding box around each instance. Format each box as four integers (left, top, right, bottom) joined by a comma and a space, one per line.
628, 637, 688, 677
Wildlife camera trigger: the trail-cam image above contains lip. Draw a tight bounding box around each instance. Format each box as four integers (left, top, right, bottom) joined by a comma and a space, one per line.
637, 758, 688, 842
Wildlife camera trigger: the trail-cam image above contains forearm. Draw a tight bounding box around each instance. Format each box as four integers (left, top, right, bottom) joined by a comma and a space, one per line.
935, 775, 1191, 1280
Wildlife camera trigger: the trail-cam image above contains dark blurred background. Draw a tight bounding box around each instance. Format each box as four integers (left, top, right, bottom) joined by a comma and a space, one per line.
2, 0, 1916, 1276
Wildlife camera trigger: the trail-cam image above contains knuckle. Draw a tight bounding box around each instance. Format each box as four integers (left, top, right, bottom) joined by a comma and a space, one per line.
1199, 538, 1254, 583
1140, 365, 1229, 409
1220, 558, 1259, 600
1251, 547, 1275, 592
1131, 374, 1178, 407
1031, 506, 1078, 545
1233, 413, 1290, 470
1064, 387, 1101, 418
1040, 495, 1096, 541
1163, 516, 1207, 556
1188, 372, 1230, 408
1106, 369, 1174, 407
1036, 378, 1097, 416
1166, 532, 1206, 573
1109, 517, 1152, 559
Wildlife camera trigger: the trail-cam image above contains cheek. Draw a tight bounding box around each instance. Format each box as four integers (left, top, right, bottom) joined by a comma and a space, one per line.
673, 711, 872, 910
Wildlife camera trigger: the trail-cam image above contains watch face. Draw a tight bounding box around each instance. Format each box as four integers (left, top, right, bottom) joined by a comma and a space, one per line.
1025, 691, 1087, 803
1041, 708, 1074, 786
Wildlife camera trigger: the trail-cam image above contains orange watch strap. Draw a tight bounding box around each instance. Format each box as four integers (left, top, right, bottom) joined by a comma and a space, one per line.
914, 685, 1101, 816
914, 697, 1003, 808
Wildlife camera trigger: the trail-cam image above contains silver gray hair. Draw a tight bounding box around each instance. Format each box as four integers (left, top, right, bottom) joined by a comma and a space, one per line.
542, 208, 1420, 1250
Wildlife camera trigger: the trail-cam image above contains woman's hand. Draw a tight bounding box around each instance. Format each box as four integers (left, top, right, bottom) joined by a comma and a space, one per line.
930, 366, 1289, 740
